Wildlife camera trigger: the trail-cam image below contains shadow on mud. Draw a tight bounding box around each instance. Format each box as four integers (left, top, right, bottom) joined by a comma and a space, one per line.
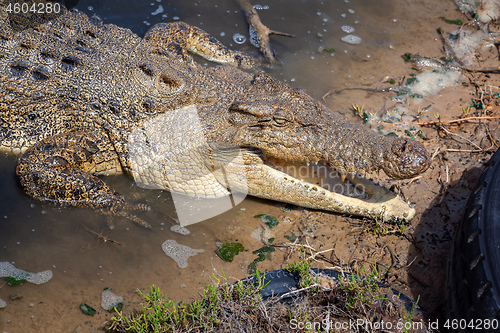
407, 164, 485, 326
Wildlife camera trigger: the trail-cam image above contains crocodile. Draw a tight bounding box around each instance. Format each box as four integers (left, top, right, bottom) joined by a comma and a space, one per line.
0, 4, 430, 227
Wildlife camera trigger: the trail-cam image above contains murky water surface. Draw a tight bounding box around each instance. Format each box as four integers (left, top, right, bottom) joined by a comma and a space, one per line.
0, 0, 460, 331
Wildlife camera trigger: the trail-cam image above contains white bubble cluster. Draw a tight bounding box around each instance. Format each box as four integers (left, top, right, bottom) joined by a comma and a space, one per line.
0, 262, 53, 285
162, 240, 204, 268
341, 25, 355, 33
101, 289, 124, 311
341, 35, 362, 44
252, 4, 269, 10
170, 225, 191, 235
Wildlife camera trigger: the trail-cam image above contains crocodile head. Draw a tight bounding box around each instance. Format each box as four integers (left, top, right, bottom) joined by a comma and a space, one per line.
129, 72, 430, 223
226, 74, 430, 181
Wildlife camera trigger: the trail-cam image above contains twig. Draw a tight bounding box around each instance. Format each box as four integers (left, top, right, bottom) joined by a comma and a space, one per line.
406, 175, 422, 186
236, 0, 295, 62
431, 147, 441, 160
322, 87, 392, 101
407, 256, 417, 268
438, 124, 483, 150
81, 224, 124, 247
446, 146, 496, 153
277, 283, 323, 300
437, 27, 464, 66
381, 115, 500, 126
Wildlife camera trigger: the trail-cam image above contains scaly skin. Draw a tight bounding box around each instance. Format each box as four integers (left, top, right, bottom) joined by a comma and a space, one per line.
0, 5, 430, 225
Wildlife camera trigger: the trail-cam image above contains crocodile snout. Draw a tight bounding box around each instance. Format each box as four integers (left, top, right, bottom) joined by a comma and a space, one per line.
381, 137, 431, 179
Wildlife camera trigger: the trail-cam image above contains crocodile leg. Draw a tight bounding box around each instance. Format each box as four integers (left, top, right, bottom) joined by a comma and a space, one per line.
16, 131, 151, 228
144, 22, 260, 68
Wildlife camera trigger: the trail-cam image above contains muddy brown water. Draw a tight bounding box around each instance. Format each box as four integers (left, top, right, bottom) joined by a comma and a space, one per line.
1, 0, 496, 331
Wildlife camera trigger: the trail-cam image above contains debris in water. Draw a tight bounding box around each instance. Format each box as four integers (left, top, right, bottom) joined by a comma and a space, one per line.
80, 302, 97, 316
254, 214, 279, 229
215, 242, 244, 262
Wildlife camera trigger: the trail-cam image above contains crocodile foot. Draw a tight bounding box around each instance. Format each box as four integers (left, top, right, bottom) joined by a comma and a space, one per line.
16, 131, 151, 228
144, 22, 265, 69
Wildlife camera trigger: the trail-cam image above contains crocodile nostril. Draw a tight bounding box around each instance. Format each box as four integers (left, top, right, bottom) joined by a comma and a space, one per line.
392, 138, 408, 157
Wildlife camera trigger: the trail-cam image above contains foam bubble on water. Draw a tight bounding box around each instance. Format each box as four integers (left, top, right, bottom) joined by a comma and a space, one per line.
0, 262, 53, 285
233, 33, 246, 44
27, 270, 53, 285
162, 240, 204, 268
101, 289, 124, 311
151, 5, 164, 16
341, 25, 355, 33
252, 4, 270, 10
170, 225, 191, 235
0, 298, 6, 308
341, 35, 362, 44
410, 70, 462, 96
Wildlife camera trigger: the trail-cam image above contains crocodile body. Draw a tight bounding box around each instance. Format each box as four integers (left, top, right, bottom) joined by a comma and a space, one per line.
0, 5, 430, 225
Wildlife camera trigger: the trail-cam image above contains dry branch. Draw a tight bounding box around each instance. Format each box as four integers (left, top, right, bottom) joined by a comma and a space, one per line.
381, 116, 500, 127
236, 0, 295, 62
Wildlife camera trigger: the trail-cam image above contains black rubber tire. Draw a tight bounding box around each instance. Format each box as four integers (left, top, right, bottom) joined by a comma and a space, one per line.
241, 268, 418, 313
447, 148, 500, 331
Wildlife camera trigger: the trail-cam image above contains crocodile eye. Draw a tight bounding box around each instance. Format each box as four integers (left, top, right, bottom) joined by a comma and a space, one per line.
274, 117, 287, 126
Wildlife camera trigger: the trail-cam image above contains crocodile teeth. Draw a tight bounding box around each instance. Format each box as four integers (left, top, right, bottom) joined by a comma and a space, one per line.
337, 167, 347, 182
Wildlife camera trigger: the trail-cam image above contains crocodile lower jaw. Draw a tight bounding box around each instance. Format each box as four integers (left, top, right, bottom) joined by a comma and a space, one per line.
241, 154, 416, 222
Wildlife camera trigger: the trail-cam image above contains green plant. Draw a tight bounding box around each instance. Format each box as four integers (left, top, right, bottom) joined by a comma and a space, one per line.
285, 248, 320, 293
338, 262, 388, 310
402, 295, 420, 333
107, 269, 270, 332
